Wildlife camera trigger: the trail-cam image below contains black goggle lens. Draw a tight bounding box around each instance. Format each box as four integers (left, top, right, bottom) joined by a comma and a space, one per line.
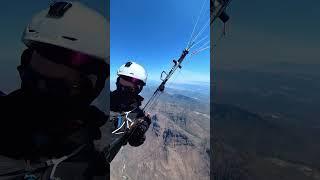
32, 43, 109, 78
120, 76, 144, 86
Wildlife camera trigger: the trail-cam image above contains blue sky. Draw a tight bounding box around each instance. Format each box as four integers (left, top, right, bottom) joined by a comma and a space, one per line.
1, 0, 319, 91
0, 0, 209, 92
110, 0, 210, 84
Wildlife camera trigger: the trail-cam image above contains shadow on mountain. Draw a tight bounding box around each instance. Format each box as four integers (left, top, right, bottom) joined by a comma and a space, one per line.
213, 103, 320, 180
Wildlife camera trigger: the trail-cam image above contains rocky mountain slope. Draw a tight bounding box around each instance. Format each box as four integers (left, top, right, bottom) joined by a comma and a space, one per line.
213, 103, 320, 180
110, 88, 210, 180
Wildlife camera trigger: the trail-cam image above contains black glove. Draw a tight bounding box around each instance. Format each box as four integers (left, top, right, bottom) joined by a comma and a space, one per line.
128, 115, 151, 147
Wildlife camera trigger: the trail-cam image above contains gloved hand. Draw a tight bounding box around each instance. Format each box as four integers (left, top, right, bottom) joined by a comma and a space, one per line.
128, 113, 151, 147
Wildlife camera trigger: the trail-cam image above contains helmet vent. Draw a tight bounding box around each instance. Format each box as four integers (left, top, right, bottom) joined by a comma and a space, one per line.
62, 36, 78, 41
125, 62, 132, 67
47, 1, 72, 18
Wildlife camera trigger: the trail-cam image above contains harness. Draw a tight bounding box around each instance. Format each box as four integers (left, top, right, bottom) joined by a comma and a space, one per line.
0, 144, 86, 180
111, 108, 137, 135
104, 93, 144, 162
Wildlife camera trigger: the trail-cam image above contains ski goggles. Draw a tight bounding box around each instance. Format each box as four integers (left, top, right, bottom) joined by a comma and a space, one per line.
119, 75, 145, 87
19, 50, 102, 97
31, 42, 109, 79
21, 65, 93, 97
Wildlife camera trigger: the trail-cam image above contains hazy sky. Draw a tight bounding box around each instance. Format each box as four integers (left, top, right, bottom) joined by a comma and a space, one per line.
110, 0, 210, 84
0, 0, 107, 93
213, 0, 320, 69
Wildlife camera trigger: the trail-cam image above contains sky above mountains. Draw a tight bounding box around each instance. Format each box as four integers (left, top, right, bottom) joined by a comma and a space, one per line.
110, 0, 210, 83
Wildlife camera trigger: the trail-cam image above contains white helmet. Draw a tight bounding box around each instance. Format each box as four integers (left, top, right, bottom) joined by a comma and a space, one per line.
21, 1, 109, 62
117, 62, 147, 84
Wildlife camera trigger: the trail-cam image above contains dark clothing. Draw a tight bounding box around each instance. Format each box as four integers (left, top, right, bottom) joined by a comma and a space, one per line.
110, 90, 151, 147
0, 89, 109, 179
96, 90, 151, 163
0, 89, 150, 179
110, 90, 144, 111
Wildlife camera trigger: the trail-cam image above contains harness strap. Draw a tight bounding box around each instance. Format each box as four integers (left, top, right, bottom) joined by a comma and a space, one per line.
0, 144, 86, 179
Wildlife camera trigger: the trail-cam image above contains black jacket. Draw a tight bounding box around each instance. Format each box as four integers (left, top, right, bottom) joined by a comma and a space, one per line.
0, 89, 109, 179
97, 90, 151, 163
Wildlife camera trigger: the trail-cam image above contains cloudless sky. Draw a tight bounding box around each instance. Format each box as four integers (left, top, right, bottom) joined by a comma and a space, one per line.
110, 0, 210, 84
0, 0, 209, 93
